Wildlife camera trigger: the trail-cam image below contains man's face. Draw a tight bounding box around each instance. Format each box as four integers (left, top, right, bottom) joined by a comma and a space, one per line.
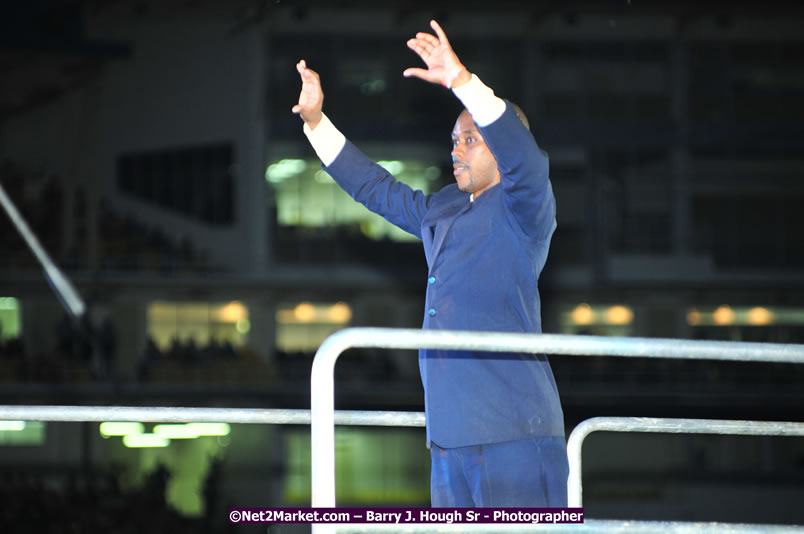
451, 110, 500, 197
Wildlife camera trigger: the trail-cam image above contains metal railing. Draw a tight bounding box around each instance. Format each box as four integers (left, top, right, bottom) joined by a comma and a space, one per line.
310, 327, 804, 533
1, 407, 802, 533
0, 404, 422, 533
1, 328, 802, 533
311, 327, 804, 508
566, 417, 804, 507
0, 405, 424, 427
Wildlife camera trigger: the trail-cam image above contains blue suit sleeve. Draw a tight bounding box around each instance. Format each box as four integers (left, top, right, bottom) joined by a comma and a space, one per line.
478, 101, 557, 244
324, 140, 430, 239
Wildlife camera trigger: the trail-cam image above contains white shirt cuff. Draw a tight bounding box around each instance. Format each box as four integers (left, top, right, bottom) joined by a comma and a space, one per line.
303, 113, 346, 167
452, 73, 506, 127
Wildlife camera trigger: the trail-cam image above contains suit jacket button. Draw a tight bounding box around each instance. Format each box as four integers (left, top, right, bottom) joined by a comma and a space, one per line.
428, 308, 437, 317
428, 276, 436, 284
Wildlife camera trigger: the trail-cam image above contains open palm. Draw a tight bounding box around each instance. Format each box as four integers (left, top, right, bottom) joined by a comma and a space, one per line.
403, 20, 465, 87
292, 59, 324, 128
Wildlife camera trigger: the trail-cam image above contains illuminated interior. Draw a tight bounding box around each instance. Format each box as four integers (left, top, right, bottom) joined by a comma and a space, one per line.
687, 306, 804, 326
562, 303, 635, 336
0, 420, 45, 446
267, 158, 441, 243
283, 427, 429, 505
275, 301, 353, 352
147, 301, 250, 351
0, 297, 21, 341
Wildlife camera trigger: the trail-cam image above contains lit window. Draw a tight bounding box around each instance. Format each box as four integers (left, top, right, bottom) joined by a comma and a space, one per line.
147, 301, 250, 351
0, 421, 45, 446
284, 428, 429, 504
561, 303, 634, 336
0, 297, 21, 341
686, 306, 804, 326
276, 302, 352, 352
267, 157, 440, 243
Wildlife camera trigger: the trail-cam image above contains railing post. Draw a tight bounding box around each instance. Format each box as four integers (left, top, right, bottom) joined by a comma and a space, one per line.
566, 419, 598, 507
566, 417, 804, 509
311, 332, 347, 508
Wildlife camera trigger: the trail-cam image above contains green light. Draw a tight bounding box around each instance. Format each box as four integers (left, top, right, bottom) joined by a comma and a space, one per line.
152, 422, 231, 438
186, 422, 230, 436
0, 297, 19, 310
236, 318, 251, 334
153, 424, 199, 439
314, 170, 334, 184
377, 160, 404, 175
100, 422, 144, 437
0, 420, 26, 431
424, 166, 440, 180
123, 434, 170, 448
266, 159, 307, 183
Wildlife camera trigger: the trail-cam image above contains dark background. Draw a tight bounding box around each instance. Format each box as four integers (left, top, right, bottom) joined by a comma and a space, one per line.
0, 1, 803, 532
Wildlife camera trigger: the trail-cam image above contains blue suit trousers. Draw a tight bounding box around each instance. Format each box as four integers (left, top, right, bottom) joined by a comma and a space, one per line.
429, 437, 569, 507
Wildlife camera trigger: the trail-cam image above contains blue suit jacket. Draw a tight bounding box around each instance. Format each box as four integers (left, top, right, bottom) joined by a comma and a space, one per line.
324, 101, 564, 447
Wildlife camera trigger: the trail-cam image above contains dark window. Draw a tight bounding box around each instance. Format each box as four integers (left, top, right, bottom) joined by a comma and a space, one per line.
117, 143, 234, 225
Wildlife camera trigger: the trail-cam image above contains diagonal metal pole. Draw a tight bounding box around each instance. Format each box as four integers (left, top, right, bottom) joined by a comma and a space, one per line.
0, 181, 85, 317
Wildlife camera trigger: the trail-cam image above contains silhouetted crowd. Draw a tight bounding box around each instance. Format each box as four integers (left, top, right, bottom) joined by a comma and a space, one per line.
136, 335, 243, 382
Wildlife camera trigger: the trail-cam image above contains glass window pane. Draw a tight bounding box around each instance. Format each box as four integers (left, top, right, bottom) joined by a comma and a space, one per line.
147, 301, 249, 352
275, 301, 352, 353
0, 297, 21, 341
268, 158, 441, 243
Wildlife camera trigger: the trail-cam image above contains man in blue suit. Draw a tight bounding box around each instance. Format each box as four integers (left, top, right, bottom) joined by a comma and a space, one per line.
293, 20, 568, 507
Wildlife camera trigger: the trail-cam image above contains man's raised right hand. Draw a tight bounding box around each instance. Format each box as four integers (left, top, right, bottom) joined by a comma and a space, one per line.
292, 59, 324, 130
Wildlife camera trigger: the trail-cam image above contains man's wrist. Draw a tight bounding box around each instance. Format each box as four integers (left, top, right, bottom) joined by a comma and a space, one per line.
304, 112, 323, 131
303, 113, 346, 167
444, 63, 468, 89
452, 74, 506, 127
449, 68, 472, 90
